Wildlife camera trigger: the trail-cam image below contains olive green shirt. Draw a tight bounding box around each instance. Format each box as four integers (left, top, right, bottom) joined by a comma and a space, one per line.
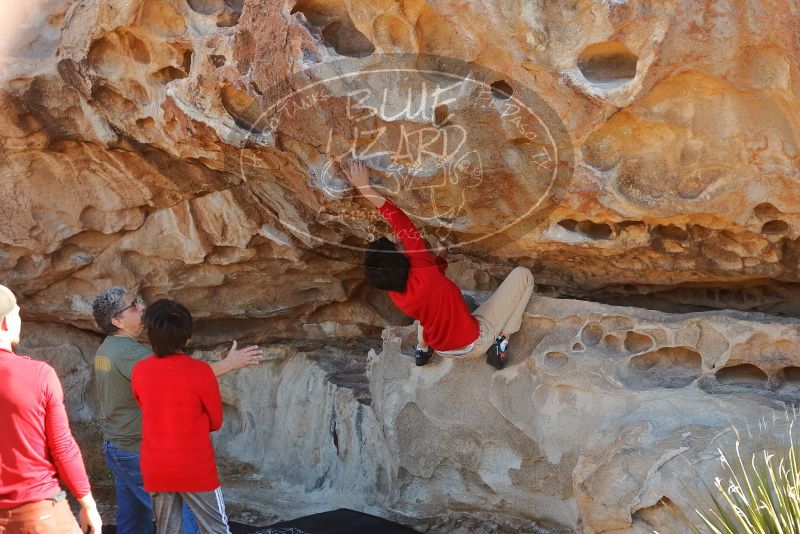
94, 336, 152, 452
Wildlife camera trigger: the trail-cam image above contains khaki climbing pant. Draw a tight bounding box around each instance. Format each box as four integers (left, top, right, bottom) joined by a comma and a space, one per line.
435, 266, 535, 358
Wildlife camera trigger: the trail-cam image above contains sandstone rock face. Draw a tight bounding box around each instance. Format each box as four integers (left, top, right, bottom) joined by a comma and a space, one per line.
209, 295, 800, 532
3, 0, 800, 532
1, 0, 800, 331
21, 299, 800, 532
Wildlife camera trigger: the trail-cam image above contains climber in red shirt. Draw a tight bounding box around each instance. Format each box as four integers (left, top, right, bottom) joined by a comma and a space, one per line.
131, 299, 230, 534
343, 160, 535, 369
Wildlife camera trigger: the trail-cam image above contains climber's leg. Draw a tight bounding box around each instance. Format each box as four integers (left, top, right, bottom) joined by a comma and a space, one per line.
415, 322, 434, 366
472, 267, 535, 368
416, 321, 427, 350
474, 267, 534, 336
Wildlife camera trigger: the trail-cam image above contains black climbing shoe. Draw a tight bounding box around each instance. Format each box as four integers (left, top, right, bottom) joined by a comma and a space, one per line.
486, 335, 508, 370
415, 346, 434, 366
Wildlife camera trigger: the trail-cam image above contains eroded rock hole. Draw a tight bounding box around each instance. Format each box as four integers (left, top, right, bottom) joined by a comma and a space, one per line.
292, 1, 374, 58
187, 0, 224, 15
135, 117, 155, 129
150, 66, 188, 84
181, 49, 193, 73
557, 219, 577, 231
87, 37, 121, 76
91, 84, 137, 115
761, 220, 789, 235
434, 105, 450, 127
652, 224, 688, 242
220, 84, 263, 132
372, 13, 414, 51
601, 334, 624, 354
571, 342, 585, 352
754, 202, 782, 221
580, 323, 603, 347
291, 1, 328, 27
490, 80, 513, 100
781, 366, 800, 384
716, 364, 768, 385
557, 219, 614, 239
121, 32, 150, 64
624, 331, 654, 353
628, 347, 702, 388
577, 221, 613, 240
322, 21, 375, 57
577, 41, 638, 84
544, 352, 568, 369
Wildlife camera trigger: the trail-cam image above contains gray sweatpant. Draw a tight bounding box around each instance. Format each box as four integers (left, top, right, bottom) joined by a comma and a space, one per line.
151, 488, 230, 534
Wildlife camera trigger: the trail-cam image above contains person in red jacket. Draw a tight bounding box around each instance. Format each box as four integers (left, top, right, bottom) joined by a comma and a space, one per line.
0, 284, 102, 533
343, 161, 535, 369
131, 299, 229, 534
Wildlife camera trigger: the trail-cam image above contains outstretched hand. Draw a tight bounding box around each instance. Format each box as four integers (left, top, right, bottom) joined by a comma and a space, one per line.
434, 239, 448, 259
209, 340, 263, 377
224, 340, 263, 370
342, 160, 371, 189
342, 160, 386, 208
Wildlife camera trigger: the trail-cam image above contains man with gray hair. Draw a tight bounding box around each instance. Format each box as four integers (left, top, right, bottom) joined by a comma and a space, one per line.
92, 287, 262, 534
0, 284, 102, 533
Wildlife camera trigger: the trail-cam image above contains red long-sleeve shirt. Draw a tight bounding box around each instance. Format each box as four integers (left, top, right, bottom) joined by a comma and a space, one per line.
131, 354, 222, 492
378, 201, 480, 351
0, 349, 91, 508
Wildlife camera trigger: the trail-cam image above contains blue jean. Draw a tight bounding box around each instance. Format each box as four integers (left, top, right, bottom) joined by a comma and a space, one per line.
103, 441, 199, 534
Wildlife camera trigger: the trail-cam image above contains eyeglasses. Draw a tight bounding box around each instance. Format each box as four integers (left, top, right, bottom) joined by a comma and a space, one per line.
114, 296, 143, 318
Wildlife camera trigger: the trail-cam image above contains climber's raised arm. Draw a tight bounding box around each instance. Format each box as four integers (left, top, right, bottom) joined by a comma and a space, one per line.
343, 160, 386, 209
344, 160, 432, 262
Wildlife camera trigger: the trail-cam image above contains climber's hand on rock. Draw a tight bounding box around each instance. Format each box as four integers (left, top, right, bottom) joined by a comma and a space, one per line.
343, 160, 371, 190
226, 340, 262, 368
343, 160, 386, 208
435, 240, 448, 258
212, 340, 263, 376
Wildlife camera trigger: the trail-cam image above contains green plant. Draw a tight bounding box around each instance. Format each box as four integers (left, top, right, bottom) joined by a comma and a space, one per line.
693, 424, 800, 534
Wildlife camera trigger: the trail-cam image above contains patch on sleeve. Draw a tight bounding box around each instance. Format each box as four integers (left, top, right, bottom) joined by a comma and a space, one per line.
95, 355, 112, 373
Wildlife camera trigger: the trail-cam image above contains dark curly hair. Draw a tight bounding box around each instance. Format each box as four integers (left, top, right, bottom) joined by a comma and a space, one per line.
365, 237, 410, 292
144, 299, 192, 357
